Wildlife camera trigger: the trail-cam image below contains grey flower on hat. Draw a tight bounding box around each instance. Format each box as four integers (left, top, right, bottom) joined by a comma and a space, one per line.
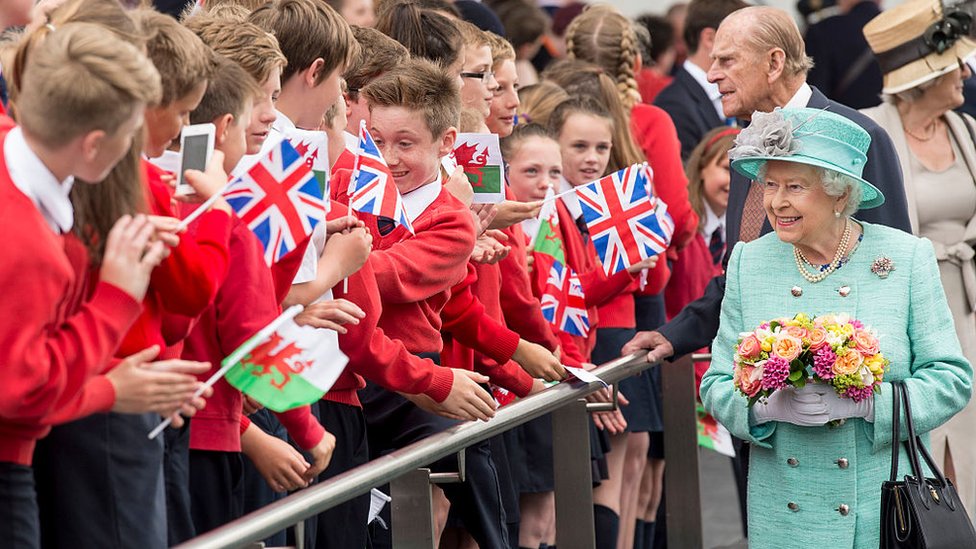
729, 109, 801, 162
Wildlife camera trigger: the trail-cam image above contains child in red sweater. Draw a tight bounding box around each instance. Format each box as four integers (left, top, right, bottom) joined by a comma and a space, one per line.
331, 58, 511, 549
550, 95, 658, 549
0, 23, 190, 549
32, 12, 232, 549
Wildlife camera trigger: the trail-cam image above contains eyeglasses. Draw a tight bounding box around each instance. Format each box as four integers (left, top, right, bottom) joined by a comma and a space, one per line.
460, 70, 496, 82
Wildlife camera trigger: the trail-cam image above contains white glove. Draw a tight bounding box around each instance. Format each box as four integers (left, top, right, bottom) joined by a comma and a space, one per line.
751, 384, 830, 427
807, 383, 875, 422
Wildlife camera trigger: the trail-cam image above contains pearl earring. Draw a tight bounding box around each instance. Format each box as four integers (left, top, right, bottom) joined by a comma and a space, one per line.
834, 211, 841, 218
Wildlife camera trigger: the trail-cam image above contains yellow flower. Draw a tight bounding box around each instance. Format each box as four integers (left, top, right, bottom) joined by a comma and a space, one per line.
761, 341, 772, 352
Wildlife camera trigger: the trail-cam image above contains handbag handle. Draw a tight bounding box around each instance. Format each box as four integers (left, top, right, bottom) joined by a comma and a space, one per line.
899, 382, 928, 482
891, 381, 948, 487
889, 381, 901, 482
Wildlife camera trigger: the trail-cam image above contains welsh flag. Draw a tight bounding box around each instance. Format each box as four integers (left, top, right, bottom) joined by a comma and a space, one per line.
282, 128, 330, 198
451, 133, 504, 204
532, 202, 589, 336
696, 402, 734, 457
224, 307, 348, 412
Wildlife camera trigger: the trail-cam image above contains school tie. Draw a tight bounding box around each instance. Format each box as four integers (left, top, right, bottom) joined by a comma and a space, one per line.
738, 183, 765, 243
376, 216, 396, 236
709, 227, 725, 265
575, 215, 590, 243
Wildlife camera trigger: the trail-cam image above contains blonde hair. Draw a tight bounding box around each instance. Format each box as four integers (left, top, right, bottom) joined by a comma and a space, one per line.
543, 59, 645, 171
186, 16, 287, 86
362, 58, 459, 139
517, 81, 568, 128
18, 23, 161, 264
249, 0, 359, 85
565, 4, 642, 110
205, 0, 271, 12
485, 31, 515, 65
686, 126, 738, 231
732, 7, 813, 77
134, 9, 214, 105
17, 22, 160, 147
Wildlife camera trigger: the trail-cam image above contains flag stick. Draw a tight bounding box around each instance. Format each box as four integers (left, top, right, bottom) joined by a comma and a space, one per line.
342, 121, 367, 294
174, 180, 233, 232
147, 304, 304, 440
539, 185, 580, 205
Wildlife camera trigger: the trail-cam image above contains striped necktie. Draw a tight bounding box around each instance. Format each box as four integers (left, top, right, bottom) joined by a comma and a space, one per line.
738, 183, 765, 243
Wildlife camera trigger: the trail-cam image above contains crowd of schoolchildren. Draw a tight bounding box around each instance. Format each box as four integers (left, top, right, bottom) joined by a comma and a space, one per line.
0, 0, 743, 548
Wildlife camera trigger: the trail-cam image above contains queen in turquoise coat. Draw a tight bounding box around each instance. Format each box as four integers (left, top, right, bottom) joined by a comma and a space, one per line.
700, 107, 973, 548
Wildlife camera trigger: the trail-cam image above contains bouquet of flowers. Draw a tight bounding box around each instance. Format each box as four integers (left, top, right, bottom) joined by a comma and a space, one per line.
732, 313, 889, 406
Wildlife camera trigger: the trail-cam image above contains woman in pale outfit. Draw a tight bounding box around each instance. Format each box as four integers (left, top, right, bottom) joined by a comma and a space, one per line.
700, 106, 972, 548
860, 0, 976, 514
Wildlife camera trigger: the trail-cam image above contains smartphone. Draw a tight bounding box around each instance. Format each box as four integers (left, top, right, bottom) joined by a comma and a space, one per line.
176, 123, 216, 195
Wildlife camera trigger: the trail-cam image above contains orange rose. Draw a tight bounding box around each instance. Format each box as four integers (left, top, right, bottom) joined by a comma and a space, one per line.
737, 334, 762, 360
853, 330, 880, 355
784, 325, 808, 341
832, 349, 863, 376
772, 335, 802, 362
808, 327, 828, 350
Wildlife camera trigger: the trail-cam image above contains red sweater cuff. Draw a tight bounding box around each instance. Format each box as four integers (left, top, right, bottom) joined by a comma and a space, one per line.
239, 415, 251, 435
483, 360, 534, 398
425, 366, 454, 403
479, 328, 521, 365
275, 405, 326, 450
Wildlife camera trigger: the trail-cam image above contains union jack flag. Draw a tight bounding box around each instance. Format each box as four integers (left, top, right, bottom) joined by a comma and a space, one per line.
540, 260, 589, 337
577, 163, 674, 276
223, 137, 325, 266
348, 121, 413, 233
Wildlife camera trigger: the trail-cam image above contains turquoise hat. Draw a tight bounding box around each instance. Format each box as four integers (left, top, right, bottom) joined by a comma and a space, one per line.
729, 107, 885, 210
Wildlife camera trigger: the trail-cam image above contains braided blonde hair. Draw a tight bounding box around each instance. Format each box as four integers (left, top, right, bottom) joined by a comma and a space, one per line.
565, 4, 642, 110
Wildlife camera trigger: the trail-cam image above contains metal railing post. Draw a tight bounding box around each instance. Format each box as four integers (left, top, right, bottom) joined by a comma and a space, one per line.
662, 354, 703, 549
390, 468, 436, 548
552, 398, 595, 549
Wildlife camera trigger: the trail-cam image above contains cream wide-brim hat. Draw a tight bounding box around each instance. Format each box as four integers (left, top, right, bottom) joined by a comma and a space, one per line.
863, 0, 976, 95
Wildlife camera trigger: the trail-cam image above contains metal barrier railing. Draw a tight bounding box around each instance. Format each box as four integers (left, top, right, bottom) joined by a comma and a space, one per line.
176, 353, 702, 549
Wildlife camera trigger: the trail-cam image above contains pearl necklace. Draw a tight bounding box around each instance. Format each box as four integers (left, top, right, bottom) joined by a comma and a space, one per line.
793, 220, 852, 283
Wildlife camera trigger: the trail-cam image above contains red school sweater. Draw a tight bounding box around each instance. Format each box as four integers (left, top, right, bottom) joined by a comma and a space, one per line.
116, 162, 231, 356
321, 199, 455, 407
0, 140, 141, 465
43, 163, 235, 425
183, 214, 323, 452
440, 262, 533, 397
331, 170, 476, 354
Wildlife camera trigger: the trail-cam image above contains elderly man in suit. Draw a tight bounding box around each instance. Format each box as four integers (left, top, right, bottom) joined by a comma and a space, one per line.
623, 6, 912, 533
655, 0, 748, 161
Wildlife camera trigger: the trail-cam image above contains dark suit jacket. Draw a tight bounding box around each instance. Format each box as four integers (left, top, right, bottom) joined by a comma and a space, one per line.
805, 1, 883, 110
654, 66, 726, 162
658, 86, 912, 356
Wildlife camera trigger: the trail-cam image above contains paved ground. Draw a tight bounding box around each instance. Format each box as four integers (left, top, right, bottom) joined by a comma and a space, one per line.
699, 449, 748, 549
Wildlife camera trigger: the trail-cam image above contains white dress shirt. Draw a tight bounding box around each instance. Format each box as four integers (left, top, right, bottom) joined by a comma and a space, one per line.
684, 60, 725, 121
6, 127, 75, 233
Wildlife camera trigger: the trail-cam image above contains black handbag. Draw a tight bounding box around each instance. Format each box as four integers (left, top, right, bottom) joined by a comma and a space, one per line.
880, 382, 976, 548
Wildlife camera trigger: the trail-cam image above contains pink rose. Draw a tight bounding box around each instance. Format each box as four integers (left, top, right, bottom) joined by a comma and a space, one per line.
853, 330, 880, 355
736, 363, 763, 397
737, 334, 762, 360
808, 327, 828, 350
772, 334, 803, 362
